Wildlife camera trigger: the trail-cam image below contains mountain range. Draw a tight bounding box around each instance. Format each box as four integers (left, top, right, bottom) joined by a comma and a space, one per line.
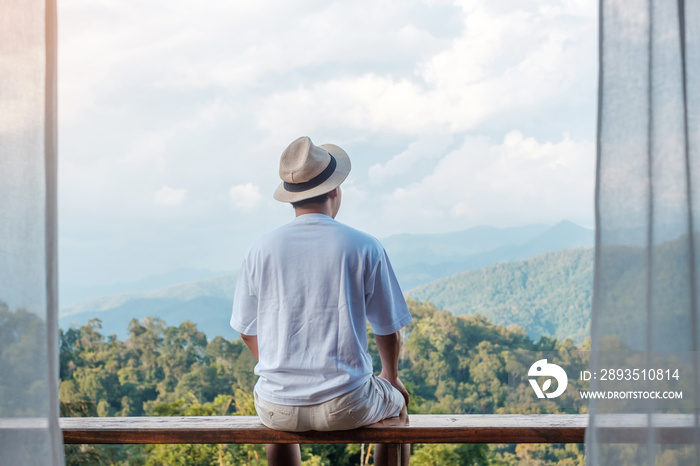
61, 268, 226, 307
384, 220, 593, 290
59, 220, 594, 341
60, 273, 238, 341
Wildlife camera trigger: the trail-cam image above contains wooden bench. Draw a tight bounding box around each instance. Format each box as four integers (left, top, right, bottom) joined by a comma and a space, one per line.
60, 414, 587, 445
59, 414, 587, 464
0, 414, 691, 464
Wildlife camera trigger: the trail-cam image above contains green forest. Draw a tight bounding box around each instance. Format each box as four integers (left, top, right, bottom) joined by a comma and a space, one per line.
408, 248, 593, 344
49, 299, 589, 465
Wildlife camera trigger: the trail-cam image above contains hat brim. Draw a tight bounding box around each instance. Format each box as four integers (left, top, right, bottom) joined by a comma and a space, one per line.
273, 143, 351, 203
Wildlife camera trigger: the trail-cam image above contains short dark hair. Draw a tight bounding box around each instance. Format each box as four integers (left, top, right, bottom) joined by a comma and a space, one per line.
291, 192, 330, 209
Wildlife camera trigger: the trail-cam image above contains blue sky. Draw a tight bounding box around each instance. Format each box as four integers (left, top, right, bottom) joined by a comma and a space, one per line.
58, 0, 598, 288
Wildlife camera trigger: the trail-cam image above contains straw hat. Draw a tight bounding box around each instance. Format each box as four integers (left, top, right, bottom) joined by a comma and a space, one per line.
273, 136, 351, 203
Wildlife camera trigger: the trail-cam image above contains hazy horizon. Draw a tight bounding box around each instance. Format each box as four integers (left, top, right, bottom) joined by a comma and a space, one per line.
59, 218, 594, 309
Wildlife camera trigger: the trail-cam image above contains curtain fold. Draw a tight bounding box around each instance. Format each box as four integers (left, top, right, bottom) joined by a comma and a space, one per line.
0, 0, 64, 464
587, 0, 700, 464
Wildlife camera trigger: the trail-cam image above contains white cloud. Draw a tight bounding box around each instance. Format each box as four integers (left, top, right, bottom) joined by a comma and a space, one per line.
374, 131, 595, 232
58, 1, 449, 126
154, 186, 187, 206
258, 75, 442, 138
229, 183, 262, 211
369, 134, 452, 184
257, 0, 597, 136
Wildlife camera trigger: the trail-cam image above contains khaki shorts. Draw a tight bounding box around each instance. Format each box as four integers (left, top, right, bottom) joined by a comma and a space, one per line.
254, 375, 405, 432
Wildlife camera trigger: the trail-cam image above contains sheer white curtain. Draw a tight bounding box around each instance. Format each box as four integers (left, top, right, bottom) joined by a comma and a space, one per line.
587, 0, 700, 464
0, 0, 63, 464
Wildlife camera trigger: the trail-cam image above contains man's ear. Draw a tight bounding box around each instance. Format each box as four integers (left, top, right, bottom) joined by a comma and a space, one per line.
327, 187, 340, 199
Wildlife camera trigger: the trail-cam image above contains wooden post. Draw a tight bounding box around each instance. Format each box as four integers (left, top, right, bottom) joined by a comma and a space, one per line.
386, 444, 401, 465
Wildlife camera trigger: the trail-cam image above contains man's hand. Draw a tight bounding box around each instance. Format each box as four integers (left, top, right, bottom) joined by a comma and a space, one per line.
378, 371, 410, 406
375, 331, 409, 406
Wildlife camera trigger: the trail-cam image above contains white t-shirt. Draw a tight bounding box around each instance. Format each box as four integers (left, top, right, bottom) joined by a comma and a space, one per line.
230, 213, 412, 406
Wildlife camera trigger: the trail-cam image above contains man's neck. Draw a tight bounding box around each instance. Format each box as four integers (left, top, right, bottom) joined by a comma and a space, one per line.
294, 204, 333, 218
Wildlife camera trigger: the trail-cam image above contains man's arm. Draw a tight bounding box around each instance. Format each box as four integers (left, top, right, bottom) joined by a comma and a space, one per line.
375, 331, 409, 406
241, 333, 259, 361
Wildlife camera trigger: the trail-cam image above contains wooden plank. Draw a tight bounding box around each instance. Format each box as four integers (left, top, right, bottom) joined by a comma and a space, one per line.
61, 414, 588, 445
59, 414, 700, 445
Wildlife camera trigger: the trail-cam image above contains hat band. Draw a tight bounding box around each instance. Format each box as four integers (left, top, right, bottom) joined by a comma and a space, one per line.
283, 155, 337, 193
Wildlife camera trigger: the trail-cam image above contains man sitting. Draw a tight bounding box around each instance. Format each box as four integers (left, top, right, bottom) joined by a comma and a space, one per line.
231, 136, 412, 465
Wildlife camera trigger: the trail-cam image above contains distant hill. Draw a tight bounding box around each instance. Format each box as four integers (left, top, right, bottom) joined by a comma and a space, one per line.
59, 273, 238, 341
61, 268, 226, 307
59, 220, 594, 342
408, 247, 594, 344
387, 220, 593, 290
381, 223, 550, 268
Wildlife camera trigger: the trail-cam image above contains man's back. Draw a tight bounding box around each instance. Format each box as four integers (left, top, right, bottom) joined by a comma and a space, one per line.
231, 213, 411, 406
231, 136, 411, 465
